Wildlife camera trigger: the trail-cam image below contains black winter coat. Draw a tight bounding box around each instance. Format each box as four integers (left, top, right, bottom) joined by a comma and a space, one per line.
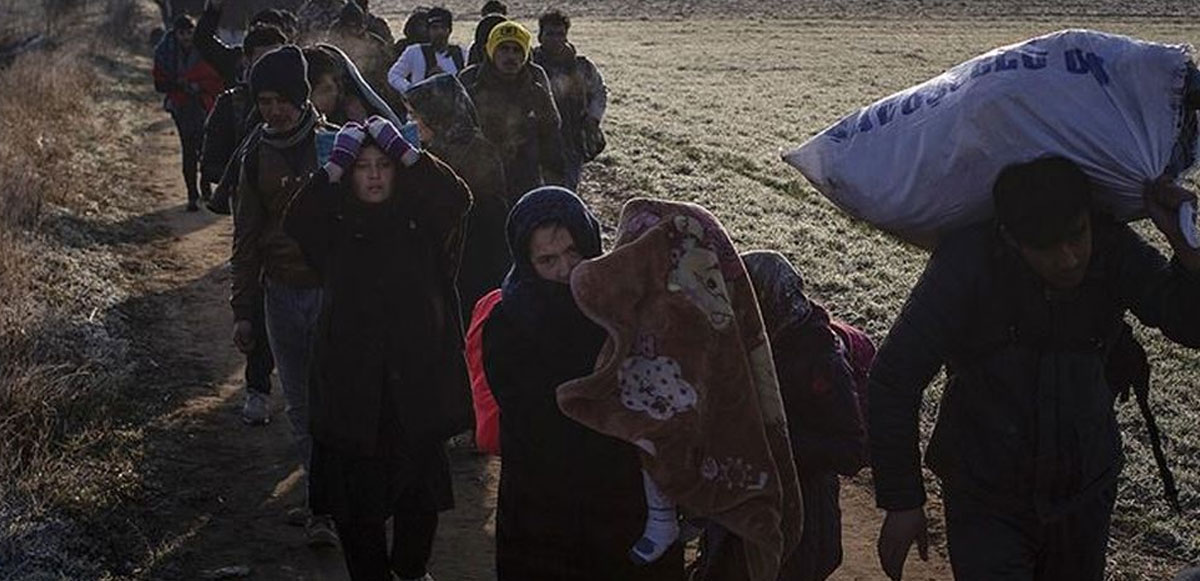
284, 154, 473, 455
482, 300, 686, 581
870, 218, 1200, 521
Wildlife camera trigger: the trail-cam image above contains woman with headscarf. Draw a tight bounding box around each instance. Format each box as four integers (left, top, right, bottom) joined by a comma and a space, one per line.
407, 73, 510, 320
739, 250, 869, 581
481, 187, 686, 581
284, 117, 473, 581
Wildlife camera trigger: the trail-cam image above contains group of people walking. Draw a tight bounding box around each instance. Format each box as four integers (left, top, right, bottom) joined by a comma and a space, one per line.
152, 2, 1200, 581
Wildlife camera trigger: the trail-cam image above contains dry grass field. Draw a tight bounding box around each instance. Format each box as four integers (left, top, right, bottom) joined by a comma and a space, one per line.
1, 1, 1198, 579
550, 13, 1200, 579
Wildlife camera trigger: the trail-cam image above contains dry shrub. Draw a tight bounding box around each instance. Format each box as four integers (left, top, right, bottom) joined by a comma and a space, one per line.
0, 46, 113, 522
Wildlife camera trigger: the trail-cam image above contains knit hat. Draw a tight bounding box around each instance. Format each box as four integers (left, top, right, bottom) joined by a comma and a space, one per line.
250, 45, 310, 108
486, 20, 532, 62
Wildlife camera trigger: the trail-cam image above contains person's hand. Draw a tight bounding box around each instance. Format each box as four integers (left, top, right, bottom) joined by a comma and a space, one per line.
366, 115, 420, 167
877, 507, 929, 580
1145, 178, 1200, 271
233, 319, 255, 353
325, 121, 367, 183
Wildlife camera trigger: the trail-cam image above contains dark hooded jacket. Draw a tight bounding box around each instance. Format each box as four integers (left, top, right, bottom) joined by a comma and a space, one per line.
482, 187, 685, 581
870, 217, 1200, 522
407, 73, 510, 319
459, 60, 566, 201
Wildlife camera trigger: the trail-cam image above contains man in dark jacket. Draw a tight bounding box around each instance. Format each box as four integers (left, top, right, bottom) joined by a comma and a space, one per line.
231, 45, 339, 548
459, 20, 565, 202
201, 25, 286, 200
200, 24, 285, 425
533, 9, 607, 191
871, 157, 1200, 580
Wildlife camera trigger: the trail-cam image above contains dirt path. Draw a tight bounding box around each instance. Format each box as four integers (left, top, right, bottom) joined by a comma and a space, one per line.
122, 72, 950, 581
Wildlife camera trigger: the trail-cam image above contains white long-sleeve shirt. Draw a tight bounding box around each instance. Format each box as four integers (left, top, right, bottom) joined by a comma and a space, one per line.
387, 44, 465, 94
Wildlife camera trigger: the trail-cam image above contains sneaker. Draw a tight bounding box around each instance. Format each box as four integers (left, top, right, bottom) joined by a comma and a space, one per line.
306, 514, 338, 549
241, 391, 270, 426
186, 201, 200, 212
398, 575, 435, 581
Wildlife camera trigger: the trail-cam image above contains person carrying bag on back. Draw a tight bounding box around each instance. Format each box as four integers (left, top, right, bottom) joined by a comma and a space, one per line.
870, 157, 1200, 580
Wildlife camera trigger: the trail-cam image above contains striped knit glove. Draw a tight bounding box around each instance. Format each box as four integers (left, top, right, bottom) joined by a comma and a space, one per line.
324, 121, 367, 183
366, 115, 420, 167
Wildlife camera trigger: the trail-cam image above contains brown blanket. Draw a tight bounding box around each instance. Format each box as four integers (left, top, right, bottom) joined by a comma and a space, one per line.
558, 198, 803, 581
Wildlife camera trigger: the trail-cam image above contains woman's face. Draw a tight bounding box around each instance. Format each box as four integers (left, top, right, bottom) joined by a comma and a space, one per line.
310, 73, 341, 117
529, 224, 582, 283
350, 145, 396, 204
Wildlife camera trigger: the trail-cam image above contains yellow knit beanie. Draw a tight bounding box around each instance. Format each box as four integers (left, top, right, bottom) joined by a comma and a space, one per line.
485, 20, 532, 62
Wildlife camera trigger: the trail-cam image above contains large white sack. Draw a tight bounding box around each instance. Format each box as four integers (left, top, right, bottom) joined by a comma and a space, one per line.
784, 29, 1198, 246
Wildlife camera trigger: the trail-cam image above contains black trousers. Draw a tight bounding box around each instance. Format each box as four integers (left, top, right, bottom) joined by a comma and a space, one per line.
170, 108, 206, 204
944, 485, 1116, 581
245, 289, 274, 395
336, 504, 438, 581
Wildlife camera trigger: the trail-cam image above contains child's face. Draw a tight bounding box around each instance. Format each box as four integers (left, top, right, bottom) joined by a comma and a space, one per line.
350, 146, 395, 204
310, 73, 341, 117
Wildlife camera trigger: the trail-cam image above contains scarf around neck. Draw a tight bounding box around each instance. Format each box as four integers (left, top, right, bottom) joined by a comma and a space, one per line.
262, 102, 319, 149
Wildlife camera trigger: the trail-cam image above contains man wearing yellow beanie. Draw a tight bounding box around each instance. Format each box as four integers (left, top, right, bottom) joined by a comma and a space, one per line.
459, 20, 565, 201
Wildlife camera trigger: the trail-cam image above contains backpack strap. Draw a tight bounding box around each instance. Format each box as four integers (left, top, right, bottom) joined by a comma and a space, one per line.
1106, 322, 1181, 512
421, 44, 465, 77
420, 43, 439, 77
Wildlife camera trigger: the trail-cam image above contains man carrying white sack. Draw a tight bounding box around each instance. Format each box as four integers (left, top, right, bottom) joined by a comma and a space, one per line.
869, 156, 1200, 580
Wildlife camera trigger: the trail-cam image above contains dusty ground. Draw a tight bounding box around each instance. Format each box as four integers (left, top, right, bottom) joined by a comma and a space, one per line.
24, 3, 1197, 580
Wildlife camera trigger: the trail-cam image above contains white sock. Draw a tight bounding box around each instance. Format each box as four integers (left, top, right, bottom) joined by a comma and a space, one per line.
630, 470, 679, 565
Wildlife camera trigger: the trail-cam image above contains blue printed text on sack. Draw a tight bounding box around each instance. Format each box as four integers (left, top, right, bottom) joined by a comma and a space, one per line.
827, 47, 1110, 141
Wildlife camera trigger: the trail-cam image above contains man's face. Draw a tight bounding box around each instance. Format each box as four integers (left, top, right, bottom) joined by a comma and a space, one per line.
493, 42, 526, 76
428, 22, 451, 46
350, 145, 396, 204
175, 27, 194, 50
539, 24, 568, 55
309, 73, 341, 117
256, 91, 303, 131
529, 224, 582, 283
1013, 212, 1093, 290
